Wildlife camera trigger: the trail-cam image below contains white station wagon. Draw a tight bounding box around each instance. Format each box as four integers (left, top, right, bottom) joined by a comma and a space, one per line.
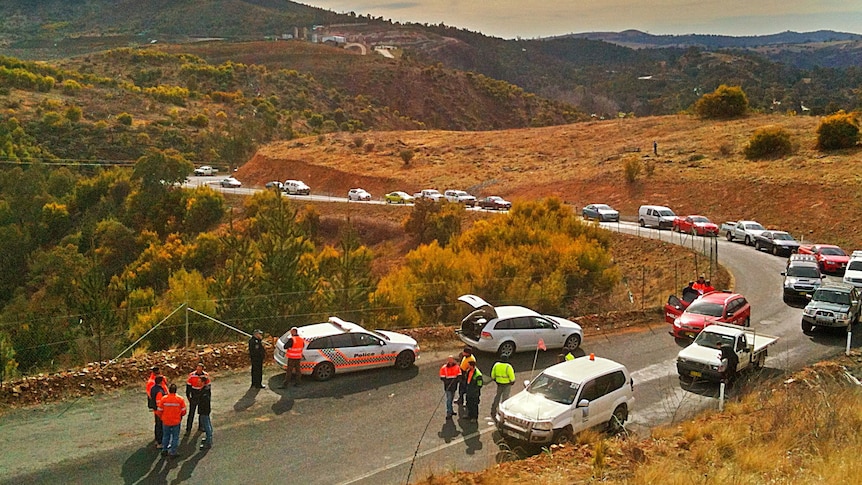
274, 317, 420, 381
456, 294, 583, 357
497, 355, 634, 444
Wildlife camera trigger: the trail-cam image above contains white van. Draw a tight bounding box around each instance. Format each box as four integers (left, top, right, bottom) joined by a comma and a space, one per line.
843, 250, 862, 288
496, 355, 634, 444
638, 205, 676, 229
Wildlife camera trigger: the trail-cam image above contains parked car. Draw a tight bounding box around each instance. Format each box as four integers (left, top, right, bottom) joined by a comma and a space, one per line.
414, 189, 444, 202
582, 204, 619, 222
720, 220, 766, 246
638, 205, 676, 229
347, 188, 372, 201
384, 191, 414, 204
496, 355, 634, 444
478, 196, 512, 211
801, 283, 861, 333
754, 230, 800, 256
264, 181, 284, 191
193, 165, 218, 176
456, 294, 583, 358
284, 179, 311, 195
676, 323, 777, 383
444, 189, 477, 207
842, 251, 862, 288
798, 244, 849, 274
782, 254, 825, 303
273, 317, 419, 381
219, 177, 242, 188
665, 291, 751, 339
672, 215, 719, 236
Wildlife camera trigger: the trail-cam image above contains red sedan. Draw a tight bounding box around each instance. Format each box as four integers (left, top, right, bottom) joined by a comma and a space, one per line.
665, 291, 751, 339
672, 215, 719, 237
798, 244, 849, 274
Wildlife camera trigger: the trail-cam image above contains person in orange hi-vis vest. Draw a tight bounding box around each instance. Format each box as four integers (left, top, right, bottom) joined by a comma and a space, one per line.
282, 327, 305, 387
185, 362, 210, 435
156, 383, 186, 458
440, 356, 461, 419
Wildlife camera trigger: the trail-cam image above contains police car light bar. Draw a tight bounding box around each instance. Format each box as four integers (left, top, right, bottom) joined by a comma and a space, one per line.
328, 316, 351, 331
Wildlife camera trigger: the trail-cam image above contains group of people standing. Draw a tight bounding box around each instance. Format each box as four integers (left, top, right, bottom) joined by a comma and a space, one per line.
145, 363, 214, 458
682, 274, 715, 302
439, 347, 517, 422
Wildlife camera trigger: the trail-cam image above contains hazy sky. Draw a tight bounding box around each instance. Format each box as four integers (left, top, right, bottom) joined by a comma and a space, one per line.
299, 0, 862, 39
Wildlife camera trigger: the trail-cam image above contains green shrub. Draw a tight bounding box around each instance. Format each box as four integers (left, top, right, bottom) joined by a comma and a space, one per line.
116, 112, 133, 126
694, 85, 749, 119
623, 156, 642, 183
744, 126, 793, 160
65, 105, 82, 123
399, 148, 414, 165
817, 111, 859, 150
186, 113, 209, 128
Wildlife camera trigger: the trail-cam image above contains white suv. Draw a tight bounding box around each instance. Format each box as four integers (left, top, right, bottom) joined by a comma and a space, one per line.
274, 317, 419, 381
284, 179, 311, 195
843, 251, 862, 288
444, 189, 477, 207
497, 355, 634, 444
456, 294, 582, 357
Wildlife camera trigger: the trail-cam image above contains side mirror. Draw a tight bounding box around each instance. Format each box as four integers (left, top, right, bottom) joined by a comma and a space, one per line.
821, 275, 826, 279
523, 380, 531, 389
576, 399, 590, 408
780, 272, 786, 276
853, 301, 859, 306
726, 311, 735, 318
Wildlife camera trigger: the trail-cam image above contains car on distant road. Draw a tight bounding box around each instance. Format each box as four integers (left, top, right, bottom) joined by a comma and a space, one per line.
414, 189, 444, 202
194, 165, 218, 176
665, 291, 751, 339
754, 230, 800, 256
801, 283, 861, 333
384, 191, 414, 204
444, 189, 477, 207
456, 294, 582, 358
842, 251, 862, 288
284, 179, 311, 195
274, 317, 419, 381
347, 188, 372, 201
219, 177, 242, 188
672, 215, 719, 236
721, 220, 766, 246
798, 244, 849, 274
581, 204, 619, 222
265, 181, 284, 191
782, 254, 825, 303
478, 196, 512, 211
638, 205, 676, 229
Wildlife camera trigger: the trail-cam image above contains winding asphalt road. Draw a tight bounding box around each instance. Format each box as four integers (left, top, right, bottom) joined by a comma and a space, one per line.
1, 218, 857, 485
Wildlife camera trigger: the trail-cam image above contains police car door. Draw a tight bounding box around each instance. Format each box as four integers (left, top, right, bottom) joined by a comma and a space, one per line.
351, 332, 392, 370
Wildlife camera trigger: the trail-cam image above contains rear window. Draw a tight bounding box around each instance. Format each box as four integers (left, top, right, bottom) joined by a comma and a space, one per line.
658, 210, 675, 217
307, 336, 333, 350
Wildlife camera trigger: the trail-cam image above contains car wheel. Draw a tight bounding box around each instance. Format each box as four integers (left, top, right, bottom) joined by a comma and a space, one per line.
564, 334, 581, 350
608, 404, 628, 434
753, 352, 766, 370
552, 426, 574, 445
639, 219, 645, 227
743, 317, 750, 327
726, 232, 733, 242
394, 350, 415, 369
802, 320, 813, 334
497, 341, 516, 359
755, 241, 761, 251
312, 361, 336, 381
744, 236, 751, 246
772, 245, 779, 256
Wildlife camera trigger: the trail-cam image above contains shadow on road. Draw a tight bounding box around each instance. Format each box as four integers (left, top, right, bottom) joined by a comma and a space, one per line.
171, 446, 209, 484
437, 418, 461, 443
475, 348, 586, 375
233, 386, 261, 412
121, 444, 160, 485
806, 325, 862, 347
458, 418, 483, 455
265, 365, 420, 400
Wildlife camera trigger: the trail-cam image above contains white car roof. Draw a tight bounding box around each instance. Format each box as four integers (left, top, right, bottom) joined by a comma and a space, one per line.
495, 305, 540, 319
541, 356, 627, 383
294, 317, 367, 339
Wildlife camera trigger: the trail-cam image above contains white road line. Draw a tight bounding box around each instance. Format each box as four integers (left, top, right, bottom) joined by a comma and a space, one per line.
337, 425, 497, 485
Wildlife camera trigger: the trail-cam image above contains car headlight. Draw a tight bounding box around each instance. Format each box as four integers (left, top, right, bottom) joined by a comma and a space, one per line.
803, 307, 816, 316
532, 421, 553, 431
673, 318, 681, 327
784, 278, 797, 288
677, 357, 687, 364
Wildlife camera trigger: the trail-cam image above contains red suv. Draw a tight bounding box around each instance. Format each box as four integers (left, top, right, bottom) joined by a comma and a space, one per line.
665, 291, 751, 339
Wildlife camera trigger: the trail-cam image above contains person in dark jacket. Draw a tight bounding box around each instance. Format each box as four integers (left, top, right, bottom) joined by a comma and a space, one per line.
198, 374, 213, 449
249, 329, 266, 389
464, 360, 483, 421
148, 375, 167, 448
720, 344, 739, 383
185, 362, 210, 435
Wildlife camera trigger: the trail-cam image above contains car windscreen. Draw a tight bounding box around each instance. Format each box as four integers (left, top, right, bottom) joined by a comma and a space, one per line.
787, 266, 820, 278
745, 223, 765, 231
691, 216, 709, 223
848, 261, 862, 271
595, 204, 612, 210
528, 373, 579, 405
693, 331, 735, 349
685, 300, 725, 317
820, 247, 846, 256
658, 210, 675, 217
773, 232, 795, 241
814, 290, 851, 305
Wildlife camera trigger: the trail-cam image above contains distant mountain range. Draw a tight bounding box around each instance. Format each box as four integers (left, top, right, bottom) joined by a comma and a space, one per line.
562, 29, 862, 49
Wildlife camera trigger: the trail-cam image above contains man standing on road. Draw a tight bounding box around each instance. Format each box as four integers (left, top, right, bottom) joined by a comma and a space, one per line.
439, 356, 461, 419
456, 347, 476, 406
145, 366, 164, 402
148, 375, 167, 448
282, 327, 305, 387
157, 383, 187, 458
185, 362, 209, 435
490, 355, 515, 420
464, 360, 483, 421
249, 329, 266, 389
198, 371, 214, 450
721, 344, 739, 384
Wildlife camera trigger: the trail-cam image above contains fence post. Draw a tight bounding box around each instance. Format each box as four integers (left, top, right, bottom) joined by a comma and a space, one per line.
641, 266, 646, 312
185, 302, 189, 348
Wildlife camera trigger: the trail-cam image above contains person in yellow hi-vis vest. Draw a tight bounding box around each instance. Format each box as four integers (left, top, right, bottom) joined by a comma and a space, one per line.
489, 355, 515, 420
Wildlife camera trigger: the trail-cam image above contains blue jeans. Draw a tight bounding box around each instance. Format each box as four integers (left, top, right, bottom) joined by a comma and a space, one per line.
444, 389, 455, 416
161, 424, 180, 455
199, 414, 213, 446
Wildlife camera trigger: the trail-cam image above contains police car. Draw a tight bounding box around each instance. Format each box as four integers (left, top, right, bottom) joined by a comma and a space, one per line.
274, 317, 420, 381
